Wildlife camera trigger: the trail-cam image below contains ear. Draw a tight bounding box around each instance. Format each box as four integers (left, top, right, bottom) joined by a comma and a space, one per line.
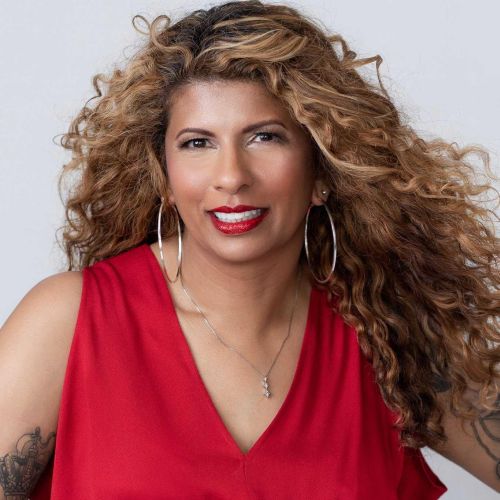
310, 178, 329, 206
166, 186, 175, 206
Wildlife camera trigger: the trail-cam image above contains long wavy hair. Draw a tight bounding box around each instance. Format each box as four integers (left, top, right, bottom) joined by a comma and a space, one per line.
57, 0, 500, 448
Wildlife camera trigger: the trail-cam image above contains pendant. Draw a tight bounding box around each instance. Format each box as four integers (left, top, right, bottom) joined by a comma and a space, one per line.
262, 376, 271, 398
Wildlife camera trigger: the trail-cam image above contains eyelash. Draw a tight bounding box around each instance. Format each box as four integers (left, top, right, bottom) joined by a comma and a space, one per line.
179, 131, 283, 149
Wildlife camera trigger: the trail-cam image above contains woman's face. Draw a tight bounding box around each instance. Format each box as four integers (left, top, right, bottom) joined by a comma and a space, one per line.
164, 79, 325, 265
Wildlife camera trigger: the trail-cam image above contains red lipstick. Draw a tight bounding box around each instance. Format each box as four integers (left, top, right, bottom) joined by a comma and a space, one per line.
209, 205, 264, 213
208, 206, 269, 234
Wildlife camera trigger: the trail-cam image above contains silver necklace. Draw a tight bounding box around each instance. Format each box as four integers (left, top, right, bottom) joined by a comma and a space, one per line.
178, 265, 303, 399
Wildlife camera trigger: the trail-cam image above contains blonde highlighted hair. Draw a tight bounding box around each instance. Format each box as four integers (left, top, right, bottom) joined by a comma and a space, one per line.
57, 0, 500, 448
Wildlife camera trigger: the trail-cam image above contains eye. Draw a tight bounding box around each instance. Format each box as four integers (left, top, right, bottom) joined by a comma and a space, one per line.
179, 138, 209, 149
253, 131, 283, 143
178, 131, 284, 149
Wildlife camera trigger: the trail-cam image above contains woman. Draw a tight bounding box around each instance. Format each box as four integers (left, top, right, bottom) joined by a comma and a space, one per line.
1, 1, 499, 498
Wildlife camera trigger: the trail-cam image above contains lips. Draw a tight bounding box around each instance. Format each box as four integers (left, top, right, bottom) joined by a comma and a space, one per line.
208, 204, 267, 213
208, 208, 269, 234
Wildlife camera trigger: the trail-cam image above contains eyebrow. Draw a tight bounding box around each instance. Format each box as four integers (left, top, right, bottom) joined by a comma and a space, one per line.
174, 119, 288, 140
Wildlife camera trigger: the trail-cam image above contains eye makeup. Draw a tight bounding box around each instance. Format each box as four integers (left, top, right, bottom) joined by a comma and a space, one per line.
178, 130, 285, 149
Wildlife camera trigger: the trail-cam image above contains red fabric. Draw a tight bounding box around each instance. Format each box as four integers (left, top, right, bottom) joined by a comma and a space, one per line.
31, 243, 447, 499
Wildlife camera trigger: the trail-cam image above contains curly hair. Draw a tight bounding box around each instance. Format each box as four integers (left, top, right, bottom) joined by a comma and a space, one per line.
57, 0, 500, 449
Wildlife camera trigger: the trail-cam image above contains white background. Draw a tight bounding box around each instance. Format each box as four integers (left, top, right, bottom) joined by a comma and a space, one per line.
1, 1, 499, 498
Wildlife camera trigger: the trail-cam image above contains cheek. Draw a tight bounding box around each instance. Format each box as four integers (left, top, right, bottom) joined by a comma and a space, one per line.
267, 157, 314, 199
167, 163, 208, 199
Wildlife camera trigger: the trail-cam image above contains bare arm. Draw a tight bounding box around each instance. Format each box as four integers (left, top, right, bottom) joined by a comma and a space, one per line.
0, 272, 82, 498
430, 381, 500, 493
0, 427, 56, 499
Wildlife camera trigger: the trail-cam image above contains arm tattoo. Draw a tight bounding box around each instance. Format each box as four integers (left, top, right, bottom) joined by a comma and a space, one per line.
0, 427, 56, 499
470, 393, 500, 480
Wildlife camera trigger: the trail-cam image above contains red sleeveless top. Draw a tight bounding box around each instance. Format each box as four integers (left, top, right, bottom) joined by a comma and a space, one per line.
32, 243, 447, 499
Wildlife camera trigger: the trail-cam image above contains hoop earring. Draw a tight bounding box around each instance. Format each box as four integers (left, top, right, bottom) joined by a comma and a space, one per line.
158, 196, 182, 283
304, 203, 337, 284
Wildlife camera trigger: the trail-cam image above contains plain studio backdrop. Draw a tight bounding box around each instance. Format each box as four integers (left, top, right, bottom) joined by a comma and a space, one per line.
1, 1, 499, 498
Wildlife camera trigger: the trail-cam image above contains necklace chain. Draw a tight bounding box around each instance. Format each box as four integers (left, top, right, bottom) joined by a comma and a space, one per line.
178, 265, 303, 398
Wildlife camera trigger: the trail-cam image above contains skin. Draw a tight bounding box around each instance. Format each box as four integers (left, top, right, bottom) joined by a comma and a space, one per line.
159, 79, 328, 348
431, 383, 500, 492
0, 427, 55, 498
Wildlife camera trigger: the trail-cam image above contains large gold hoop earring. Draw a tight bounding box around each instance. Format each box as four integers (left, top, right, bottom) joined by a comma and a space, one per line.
158, 196, 182, 283
304, 203, 337, 284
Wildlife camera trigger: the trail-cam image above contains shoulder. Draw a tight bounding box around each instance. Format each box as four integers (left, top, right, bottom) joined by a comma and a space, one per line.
30, 270, 83, 302
19, 270, 83, 322
1, 270, 83, 358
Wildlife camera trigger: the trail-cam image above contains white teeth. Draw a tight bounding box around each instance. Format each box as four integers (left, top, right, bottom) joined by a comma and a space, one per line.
213, 209, 263, 222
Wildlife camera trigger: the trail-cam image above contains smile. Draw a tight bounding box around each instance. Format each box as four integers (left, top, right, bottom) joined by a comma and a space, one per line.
208, 208, 269, 234
213, 209, 263, 222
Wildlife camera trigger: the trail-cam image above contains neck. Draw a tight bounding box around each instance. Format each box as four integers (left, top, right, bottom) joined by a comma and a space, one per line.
157, 229, 312, 346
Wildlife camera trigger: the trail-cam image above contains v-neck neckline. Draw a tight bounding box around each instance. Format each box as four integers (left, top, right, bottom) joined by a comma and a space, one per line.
142, 242, 318, 461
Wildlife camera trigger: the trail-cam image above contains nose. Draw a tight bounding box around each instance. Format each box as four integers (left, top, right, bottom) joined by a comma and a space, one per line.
212, 143, 254, 195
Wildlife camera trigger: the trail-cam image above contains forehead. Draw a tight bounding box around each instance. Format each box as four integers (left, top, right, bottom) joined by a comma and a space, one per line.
167, 79, 297, 127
